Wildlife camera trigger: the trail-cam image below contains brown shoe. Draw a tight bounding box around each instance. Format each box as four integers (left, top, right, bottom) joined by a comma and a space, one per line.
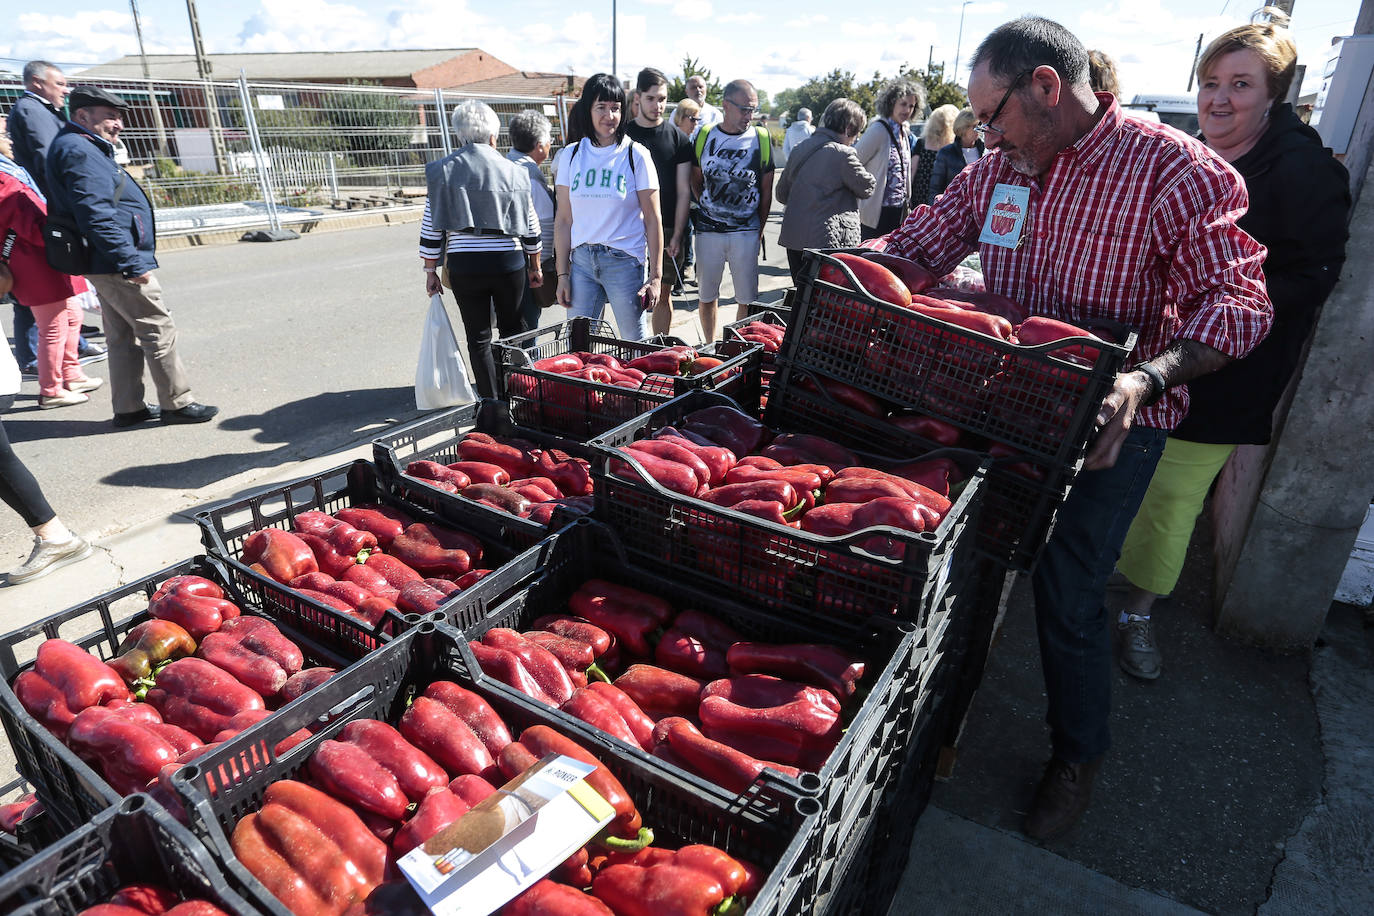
1024, 756, 1101, 841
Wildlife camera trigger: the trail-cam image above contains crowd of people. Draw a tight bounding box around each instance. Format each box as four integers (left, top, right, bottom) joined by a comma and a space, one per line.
3, 9, 1352, 852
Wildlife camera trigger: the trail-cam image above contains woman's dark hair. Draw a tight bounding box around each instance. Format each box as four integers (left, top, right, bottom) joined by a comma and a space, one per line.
636, 68, 669, 93
970, 16, 1089, 86
568, 73, 629, 145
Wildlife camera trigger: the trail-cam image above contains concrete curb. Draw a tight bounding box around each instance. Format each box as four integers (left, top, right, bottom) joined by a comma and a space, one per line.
159, 207, 424, 252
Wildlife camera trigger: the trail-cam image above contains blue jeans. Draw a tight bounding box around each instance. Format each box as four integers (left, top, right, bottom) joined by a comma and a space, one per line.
568, 243, 648, 341
1030, 425, 1168, 763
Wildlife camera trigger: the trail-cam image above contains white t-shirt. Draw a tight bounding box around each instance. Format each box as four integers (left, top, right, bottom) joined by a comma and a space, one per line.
555, 136, 659, 261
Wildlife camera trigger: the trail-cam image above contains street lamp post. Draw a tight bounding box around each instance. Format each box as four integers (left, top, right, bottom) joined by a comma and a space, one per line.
953, 0, 973, 86
612, 0, 617, 80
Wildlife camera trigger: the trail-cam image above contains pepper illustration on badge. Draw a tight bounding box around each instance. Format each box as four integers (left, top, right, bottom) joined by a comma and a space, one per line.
979, 182, 1031, 248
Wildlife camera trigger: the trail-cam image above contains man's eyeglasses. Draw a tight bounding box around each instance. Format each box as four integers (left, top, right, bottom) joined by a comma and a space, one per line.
974, 69, 1034, 139
725, 98, 759, 117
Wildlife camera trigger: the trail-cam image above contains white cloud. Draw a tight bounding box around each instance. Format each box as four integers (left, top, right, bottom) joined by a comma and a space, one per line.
2, 10, 181, 70
719, 13, 763, 24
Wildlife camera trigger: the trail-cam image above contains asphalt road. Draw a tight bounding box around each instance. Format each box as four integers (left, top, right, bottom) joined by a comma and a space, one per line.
0, 222, 542, 570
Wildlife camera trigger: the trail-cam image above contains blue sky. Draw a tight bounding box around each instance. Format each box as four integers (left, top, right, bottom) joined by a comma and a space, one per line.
1, 1, 1359, 99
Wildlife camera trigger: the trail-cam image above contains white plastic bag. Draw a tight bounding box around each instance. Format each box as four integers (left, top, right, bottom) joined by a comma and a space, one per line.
415, 293, 476, 410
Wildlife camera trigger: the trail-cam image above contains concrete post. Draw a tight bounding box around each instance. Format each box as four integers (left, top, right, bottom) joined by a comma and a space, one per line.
1211, 156, 1374, 647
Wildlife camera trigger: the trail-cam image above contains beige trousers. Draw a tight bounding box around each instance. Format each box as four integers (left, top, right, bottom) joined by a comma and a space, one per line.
85, 272, 196, 413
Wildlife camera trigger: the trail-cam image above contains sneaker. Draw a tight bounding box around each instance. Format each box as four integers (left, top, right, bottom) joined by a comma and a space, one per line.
6, 535, 94, 585
160, 402, 219, 424
1117, 614, 1162, 680
77, 341, 107, 358
20, 362, 38, 378
66, 377, 104, 393
38, 390, 89, 409
113, 404, 162, 428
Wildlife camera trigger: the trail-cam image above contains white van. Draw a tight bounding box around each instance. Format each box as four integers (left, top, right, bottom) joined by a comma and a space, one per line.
1128, 94, 1199, 135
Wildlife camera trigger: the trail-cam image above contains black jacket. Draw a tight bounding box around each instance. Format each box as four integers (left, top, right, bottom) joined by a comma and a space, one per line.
1173, 104, 1350, 444
928, 139, 983, 204
6, 92, 64, 196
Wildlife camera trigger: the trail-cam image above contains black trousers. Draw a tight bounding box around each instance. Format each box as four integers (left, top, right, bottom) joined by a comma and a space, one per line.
861, 204, 907, 240
447, 253, 527, 401
0, 409, 54, 528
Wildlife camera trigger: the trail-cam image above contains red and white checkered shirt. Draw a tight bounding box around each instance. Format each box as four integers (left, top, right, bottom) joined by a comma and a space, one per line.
885, 94, 1273, 429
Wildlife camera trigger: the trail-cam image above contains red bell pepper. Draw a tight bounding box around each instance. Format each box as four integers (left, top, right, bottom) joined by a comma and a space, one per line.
522, 630, 595, 674
583, 681, 655, 750
727, 499, 801, 526
280, 666, 336, 704
406, 460, 472, 491
532, 615, 615, 658
654, 609, 742, 681
700, 479, 803, 514
702, 673, 841, 713
508, 476, 561, 502
561, 685, 645, 749
241, 530, 318, 586
147, 576, 242, 641
295, 531, 359, 578
796, 373, 886, 418
888, 457, 962, 496
98, 884, 181, 913
0, 794, 41, 835
860, 251, 940, 294
334, 505, 412, 549
390, 785, 474, 856
389, 523, 482, 578
925, 286, 1029, 324
610, 448, 702, 497
144, 657, 266, 743
626, 350, 692, 375
231, 779, 385, 916
537, 452, 593, 497
470, 641, 555, 705
762, 432, 859, 470
679, 405, 769, 457
310, 729, 427, 820
449, 461, 511, 487
194, 616, 303, 700
483, 629, 575, 704
421, 681, 512, 758
338, 563, 402, 600
737, 454, 835, 483
650, 717, 801, 792
726, 642, 865, 702
456, 432, 543, 479
910, 299, 1014, 339
1015, 315, 1104, 363
651, 429, 736, 486
13, 639, 130, 739
888, 413, 964, 447
698, 692, 841, 770
987, 442, 1050, 482
210, 708, 312, 754
67, 704, 203, 795
818, 252, 912, 309
534, 354, 584, 374
722, 462, 823, 500
613, 665, 703, 721
502, 725, 641, 838
362, 552, 424, 588
567, 583, 671, 659
592, 863, 728, 916
292, 510, 378, 556
462, 482, 533, 517
108, 619, 196, 689
504, 880, 614, 916
624, 440, 711, 489
825, 473, 951, 515
854, 494, 943, 532
398, 694, 499, 782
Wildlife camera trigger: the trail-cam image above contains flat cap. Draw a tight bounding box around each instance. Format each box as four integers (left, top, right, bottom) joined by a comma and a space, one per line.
68, 86, 130, 112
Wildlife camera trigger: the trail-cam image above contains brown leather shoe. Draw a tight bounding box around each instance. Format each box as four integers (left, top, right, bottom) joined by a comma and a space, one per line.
1024, 756, 1101, 841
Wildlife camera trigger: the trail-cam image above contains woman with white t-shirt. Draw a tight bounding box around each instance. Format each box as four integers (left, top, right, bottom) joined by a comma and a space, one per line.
553, 74, 662, 341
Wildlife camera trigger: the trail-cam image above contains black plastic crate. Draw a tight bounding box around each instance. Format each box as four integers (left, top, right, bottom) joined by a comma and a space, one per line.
724, 308, 788, 405
494, 316, 763, 438
371, 398, 594, 548
0, 795, 263, 916
765, 366, 1073, 572
195, 460, 526, 661
0, 556, 353, 836
170, 620, 821, 916
452, 518, 950, 858
588, 389, 984, 625
784, 249, 1138, 468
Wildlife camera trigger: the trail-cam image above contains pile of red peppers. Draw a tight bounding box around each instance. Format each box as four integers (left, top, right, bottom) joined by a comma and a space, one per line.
468, 576, 868, 795
71, 884, 234, 916
11, 576, 336, 808
238, 505, 505, 626
404, 430, 595, 525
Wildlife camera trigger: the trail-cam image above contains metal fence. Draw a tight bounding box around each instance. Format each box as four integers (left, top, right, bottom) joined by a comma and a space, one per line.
0, 75, 569, 235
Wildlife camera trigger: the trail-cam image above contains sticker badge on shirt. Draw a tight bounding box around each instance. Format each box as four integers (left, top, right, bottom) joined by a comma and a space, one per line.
979, 183, 1030, 249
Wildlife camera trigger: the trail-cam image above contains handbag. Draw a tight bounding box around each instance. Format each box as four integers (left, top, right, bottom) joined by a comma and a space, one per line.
43, 170, 128, 276
0, 230, 15, 296
532, 256, 558, 309
415, 292, 476, 410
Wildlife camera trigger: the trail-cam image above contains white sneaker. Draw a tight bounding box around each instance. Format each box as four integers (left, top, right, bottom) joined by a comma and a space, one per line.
6, 535, 94, 585
67, 377, 104, 393
38, 390, 90, 409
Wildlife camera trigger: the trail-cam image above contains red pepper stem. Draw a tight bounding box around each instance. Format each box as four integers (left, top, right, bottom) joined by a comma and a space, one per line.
716, 896, 745, 916
600, 825, 655, 850
586, 662, 612, 684
356, 547, 373, 564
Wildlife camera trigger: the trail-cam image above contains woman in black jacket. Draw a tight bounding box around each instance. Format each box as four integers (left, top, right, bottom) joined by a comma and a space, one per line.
927, 108, 984, 203
1112, 9, 1350, 681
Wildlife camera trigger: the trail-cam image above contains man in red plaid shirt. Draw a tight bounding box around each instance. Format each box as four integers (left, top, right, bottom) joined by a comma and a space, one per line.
885, 17, 1272, 840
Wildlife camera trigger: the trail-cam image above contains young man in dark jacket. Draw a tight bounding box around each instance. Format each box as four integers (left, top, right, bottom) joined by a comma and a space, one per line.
45, 87, 217, 427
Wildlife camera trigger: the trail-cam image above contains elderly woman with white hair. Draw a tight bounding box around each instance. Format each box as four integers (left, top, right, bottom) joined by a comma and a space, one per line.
421, 99, 542, 399
929, 107, 985, 202
854, 76, 926, 239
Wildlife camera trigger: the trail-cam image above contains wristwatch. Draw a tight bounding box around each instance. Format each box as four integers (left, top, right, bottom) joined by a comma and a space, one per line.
1132, 362, 1167, 407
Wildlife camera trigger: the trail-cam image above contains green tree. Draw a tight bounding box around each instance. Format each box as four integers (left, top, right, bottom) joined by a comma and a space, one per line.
667, 56, 722, 104
324, 82, 416, 152
755, 89, 771, 115
775, 63, 966, 124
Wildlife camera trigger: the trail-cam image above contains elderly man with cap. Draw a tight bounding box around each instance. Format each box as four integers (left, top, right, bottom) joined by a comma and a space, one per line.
46, 87, 217, 427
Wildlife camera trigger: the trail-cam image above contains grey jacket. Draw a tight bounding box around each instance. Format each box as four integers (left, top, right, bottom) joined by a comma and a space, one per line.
425, 142, 537, 238
776, 127, 876, 250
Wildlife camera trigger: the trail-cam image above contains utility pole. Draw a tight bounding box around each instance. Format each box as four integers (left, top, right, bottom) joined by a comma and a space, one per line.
928, 45, 934, 76
129, 0, 170, 158
953, 0, 973, 86
185, 0, 226, 174
612, 0, 617, 82
1187, 32, 1203, 91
